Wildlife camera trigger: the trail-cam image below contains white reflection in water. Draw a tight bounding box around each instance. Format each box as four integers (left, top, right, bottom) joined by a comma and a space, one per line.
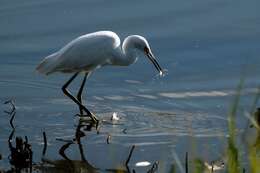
135, 94, 157, 99
159, 90, 228, 98
47, 98, 74, 105
125, 79, 143, 84
92, 96, 105, 101
104, 95, 133, 101
135, 161, 151, 167
159, 87, 260, 99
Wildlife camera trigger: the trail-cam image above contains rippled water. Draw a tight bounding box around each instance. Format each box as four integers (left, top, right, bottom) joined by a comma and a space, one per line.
0, 0, 260, 172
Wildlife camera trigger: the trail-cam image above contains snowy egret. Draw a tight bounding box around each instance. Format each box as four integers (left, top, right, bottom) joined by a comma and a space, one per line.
36, 31, 163, 124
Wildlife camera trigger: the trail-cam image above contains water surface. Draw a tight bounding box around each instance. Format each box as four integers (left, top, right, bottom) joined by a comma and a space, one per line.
0, 0, 260, 172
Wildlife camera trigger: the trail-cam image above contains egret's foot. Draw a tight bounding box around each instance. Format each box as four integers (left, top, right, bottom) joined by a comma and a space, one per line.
76, 117, 97, 131
76, 113, 99, 129
90, 114, 99, 129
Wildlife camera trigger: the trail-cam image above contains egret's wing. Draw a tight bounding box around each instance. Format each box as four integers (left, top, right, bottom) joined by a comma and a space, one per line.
54, 31, 121, 72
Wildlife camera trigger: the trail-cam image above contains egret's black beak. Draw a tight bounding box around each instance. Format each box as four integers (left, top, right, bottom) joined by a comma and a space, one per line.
145, 50, 163, 75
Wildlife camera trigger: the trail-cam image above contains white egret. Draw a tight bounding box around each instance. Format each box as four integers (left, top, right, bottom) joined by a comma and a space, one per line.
36, 31, 163, 124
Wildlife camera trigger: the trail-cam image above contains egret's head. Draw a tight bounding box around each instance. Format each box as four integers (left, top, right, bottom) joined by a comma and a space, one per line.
123, 35, 163, 75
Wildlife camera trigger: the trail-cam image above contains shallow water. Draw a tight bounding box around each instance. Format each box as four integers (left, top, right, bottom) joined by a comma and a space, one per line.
0, 0, 260, 172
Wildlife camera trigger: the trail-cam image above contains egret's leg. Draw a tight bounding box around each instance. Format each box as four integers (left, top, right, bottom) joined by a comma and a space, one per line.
76, 73, 99, 123
62, 72, 98, 123
77, 73, 87, 115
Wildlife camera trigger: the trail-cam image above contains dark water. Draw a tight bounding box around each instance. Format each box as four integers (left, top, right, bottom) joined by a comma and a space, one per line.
0, 0, 260, 172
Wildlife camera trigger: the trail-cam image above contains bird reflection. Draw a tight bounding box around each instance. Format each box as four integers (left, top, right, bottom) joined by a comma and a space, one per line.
3, 101, 158, 173
39, 118, 98, 173
39, 117, 152, 173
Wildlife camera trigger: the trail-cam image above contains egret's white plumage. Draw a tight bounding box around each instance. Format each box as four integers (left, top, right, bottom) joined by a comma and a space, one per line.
36, 31, 163, 124
36, 31, 162, 75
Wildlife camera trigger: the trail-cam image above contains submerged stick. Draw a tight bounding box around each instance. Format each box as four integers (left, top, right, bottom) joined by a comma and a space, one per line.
125, 145, 135, 166
59, 141, 74, 161
42, 132, 47, 157
185, 152, 188, 173
4, 99, 16, 129
9, 112, 16, 129
147, 161, 159, 173
4, 99, 16, 114
122, 128, 127, 134
106, 134, 111, 144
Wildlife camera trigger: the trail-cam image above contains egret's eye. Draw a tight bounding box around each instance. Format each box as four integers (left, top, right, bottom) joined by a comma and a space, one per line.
144, 46, 149, 54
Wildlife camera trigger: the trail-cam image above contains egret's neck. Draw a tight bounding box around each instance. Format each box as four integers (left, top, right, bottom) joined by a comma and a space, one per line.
111, 37, 138, 66
122, 48, 138, 65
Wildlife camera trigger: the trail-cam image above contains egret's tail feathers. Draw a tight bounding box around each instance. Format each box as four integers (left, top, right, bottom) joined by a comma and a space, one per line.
36, 53, 59, 75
